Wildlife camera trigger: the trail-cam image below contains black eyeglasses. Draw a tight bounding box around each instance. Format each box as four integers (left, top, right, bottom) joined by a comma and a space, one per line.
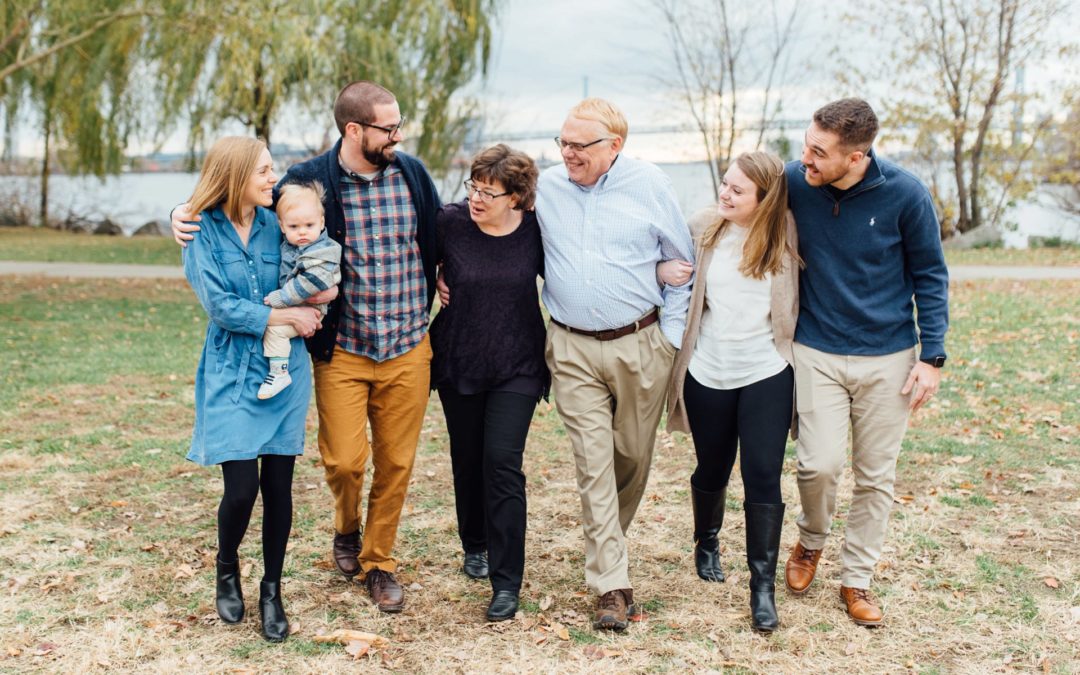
463, 180, 510, 203
356, 115, 407, 139
554, 136, 613, 153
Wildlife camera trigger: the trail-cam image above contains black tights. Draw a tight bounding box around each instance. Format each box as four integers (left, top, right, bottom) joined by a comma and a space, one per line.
683, 367, 793, 504
217, 455, 295, 583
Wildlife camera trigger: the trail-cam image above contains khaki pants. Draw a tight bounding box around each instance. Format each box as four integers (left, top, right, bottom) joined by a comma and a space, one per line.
545, 320, 675, 595
792, 342, 916, 588
313, 335, 432, 573
263, 324, 298, 359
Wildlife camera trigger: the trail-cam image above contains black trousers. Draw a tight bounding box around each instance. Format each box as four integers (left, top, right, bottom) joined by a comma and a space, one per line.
438, 388, 536, 593
683, 366, 793, 505
217, 455, 295, 583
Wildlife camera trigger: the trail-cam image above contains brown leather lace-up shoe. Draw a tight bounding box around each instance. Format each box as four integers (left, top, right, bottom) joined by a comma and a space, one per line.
784, 541, 822, 595
332, 530, 361, 578
840, 586, 883, 626
365, 569, 405, 613
593, 589, 635, 631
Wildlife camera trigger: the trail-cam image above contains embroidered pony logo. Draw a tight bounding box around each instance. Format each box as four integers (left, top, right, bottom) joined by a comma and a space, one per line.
869, 217, 876, 227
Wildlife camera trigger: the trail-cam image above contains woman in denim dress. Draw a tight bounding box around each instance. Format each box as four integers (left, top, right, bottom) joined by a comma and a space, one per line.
182, 136, 323, 642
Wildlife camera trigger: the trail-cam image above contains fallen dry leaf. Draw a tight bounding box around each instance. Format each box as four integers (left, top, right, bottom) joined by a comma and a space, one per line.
174, 564, 195, 580
240, 563, 253, 579
1044, 577, 1060, 589
539, 596, 553, 611
557, 624, 570, 641
6, 646, 21, 657
344, 640, 370, 659
312, 629, 389, 648
951, 455, 974, 464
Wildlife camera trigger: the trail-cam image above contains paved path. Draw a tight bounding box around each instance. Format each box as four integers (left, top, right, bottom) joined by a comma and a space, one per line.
948, 265, 1080, 280
0, 260, 185, 279
1, 260, 1079, 281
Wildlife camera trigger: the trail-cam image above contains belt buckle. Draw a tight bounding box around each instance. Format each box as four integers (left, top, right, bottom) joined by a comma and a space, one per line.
595, 328, 618, 341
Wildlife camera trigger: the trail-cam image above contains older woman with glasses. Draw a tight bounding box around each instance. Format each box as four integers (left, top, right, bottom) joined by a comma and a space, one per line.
429, 144, 547, 622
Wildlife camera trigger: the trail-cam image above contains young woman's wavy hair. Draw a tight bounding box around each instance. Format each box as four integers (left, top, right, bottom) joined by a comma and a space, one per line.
699, 151, 800, 279
188, 136, 267, 227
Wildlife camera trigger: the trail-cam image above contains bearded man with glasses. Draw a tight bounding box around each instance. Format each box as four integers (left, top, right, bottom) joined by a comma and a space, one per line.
172, 81, 441, 614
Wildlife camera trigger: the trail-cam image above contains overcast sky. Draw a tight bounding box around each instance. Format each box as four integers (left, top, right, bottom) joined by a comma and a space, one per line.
6, 0, 1072, 162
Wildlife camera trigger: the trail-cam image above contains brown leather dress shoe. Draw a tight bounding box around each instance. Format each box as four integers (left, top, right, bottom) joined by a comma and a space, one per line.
784, 541, 822, 595
840, 586, 883, 626
365, 569, 405, 613
593, 589, 633, 631
333, 531, 361, 578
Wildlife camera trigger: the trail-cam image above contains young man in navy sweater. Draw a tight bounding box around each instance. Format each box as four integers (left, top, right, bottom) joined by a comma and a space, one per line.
782, 98, 949, 626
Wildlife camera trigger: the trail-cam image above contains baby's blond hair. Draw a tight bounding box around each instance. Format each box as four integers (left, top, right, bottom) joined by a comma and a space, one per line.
276, 182, 326, 220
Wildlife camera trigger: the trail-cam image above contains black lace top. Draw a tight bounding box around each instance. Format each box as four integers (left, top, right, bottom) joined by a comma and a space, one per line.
430, 201, 549, 398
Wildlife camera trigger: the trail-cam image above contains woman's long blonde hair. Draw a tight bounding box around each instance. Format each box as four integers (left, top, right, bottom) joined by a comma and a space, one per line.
188, 136, 267, 227
699, 151, 800, 279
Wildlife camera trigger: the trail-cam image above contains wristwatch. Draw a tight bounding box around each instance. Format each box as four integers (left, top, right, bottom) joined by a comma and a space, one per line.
920, 355, 946, 368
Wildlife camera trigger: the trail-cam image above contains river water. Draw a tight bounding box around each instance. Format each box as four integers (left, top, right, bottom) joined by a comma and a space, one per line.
4, 162, 1077, 246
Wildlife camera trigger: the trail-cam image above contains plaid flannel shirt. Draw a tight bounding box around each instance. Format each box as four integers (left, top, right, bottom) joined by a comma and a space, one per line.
336, 164, 428, 361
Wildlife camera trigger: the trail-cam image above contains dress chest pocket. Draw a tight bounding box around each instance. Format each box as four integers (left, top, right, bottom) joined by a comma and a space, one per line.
260, 252, 282, 294
211, 249, 247, 290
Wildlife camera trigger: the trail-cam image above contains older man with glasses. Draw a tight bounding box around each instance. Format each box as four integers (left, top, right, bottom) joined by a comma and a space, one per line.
540, 98, 694, 631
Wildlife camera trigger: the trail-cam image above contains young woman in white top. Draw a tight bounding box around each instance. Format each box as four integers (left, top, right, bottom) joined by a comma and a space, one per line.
662, 150, 801, 632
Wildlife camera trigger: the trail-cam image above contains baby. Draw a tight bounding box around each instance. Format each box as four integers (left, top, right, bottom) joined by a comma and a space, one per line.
258, 182, 342, 399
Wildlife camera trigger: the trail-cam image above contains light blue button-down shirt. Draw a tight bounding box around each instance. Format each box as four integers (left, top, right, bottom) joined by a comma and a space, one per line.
536, 154, 695, 347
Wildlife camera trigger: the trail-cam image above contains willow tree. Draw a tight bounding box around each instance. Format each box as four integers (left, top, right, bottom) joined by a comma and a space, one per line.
151, 0, 499, 173
5, 0, 151, 226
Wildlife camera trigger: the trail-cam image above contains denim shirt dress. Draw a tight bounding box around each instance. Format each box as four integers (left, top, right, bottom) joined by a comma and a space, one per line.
182, 206, 311, 466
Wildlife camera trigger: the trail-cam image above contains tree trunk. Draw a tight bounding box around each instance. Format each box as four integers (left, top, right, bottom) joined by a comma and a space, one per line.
39, 104, 51, 229
969, 153, 983, 232
951, 129, 969, 235
255, 110, 271, 149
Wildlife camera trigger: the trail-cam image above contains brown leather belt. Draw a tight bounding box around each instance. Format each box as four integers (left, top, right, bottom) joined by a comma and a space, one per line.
551, 309, 660, 341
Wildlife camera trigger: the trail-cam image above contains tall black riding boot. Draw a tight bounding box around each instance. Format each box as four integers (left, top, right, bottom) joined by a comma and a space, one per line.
745, 502, 785, 632
691, 484, 726, 582
215, 557, 244, 624
259, 580, 289, 642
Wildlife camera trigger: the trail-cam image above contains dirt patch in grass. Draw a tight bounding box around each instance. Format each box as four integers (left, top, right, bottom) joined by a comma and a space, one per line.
0, 277, 1078, 673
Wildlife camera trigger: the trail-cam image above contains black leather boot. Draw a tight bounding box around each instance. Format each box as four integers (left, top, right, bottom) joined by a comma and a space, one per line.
215, 557, 244, 624
745, 502, 785, 632
691, 484, 726, 582
259, 580, 289, 642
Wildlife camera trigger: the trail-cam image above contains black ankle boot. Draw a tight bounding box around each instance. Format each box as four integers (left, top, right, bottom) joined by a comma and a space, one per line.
215, 557, 244, 624
691, 484, 727, 582
259, 580, 289, 642
745, 502, 785, 632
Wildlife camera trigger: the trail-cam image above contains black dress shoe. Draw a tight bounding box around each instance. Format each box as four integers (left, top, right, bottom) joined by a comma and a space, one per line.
486, 590, 519, 622
215, 557, 244, 624
463, 551, 489, 579
259, 580, 289, 642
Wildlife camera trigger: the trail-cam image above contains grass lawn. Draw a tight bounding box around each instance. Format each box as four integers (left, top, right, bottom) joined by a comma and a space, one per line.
0, 275, 1078, 672
0, 227, 180, 266
3, 225, 1080, 268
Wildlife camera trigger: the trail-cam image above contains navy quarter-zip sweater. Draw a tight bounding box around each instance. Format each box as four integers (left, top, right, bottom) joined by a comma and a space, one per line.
786, 151, 948, 359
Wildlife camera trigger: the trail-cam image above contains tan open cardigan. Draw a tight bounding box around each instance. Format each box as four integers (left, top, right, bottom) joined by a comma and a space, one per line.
665, 207, 800, 438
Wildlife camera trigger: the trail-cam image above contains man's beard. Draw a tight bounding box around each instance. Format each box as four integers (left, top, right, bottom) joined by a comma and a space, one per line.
362, 137, 395, 169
